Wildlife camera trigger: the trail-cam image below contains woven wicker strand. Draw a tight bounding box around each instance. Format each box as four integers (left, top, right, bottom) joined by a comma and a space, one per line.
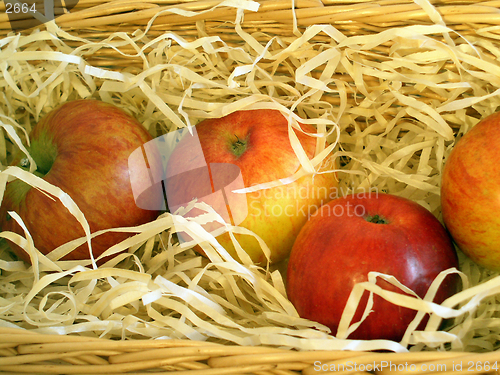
0, 328, 499, 374
1, 0, 500, 34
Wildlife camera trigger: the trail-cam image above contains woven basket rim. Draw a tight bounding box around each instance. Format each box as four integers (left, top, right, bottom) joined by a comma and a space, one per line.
2, 1, 500, 374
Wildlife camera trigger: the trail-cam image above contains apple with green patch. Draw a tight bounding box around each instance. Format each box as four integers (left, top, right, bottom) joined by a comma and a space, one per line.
0, 99, 161, 263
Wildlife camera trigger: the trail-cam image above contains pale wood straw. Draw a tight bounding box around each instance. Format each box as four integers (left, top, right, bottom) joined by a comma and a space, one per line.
1, 1, 500, 374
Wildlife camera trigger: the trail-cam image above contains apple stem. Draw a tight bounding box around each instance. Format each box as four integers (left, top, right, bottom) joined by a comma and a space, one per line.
231, 135, 247, 157
365, 214, 388, 224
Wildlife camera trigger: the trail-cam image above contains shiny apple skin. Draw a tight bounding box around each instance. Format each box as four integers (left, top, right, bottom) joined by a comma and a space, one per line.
165, 109, 337, 265
0, 99, 160, 262
441, 111, 500, 271
286, 193, 459, 341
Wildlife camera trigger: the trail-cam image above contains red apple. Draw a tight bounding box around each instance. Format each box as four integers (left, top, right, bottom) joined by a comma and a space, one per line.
165, 109, 337, 265
0, 99, 161, 263
286, 193, 459, 341
441, 111, 500, 271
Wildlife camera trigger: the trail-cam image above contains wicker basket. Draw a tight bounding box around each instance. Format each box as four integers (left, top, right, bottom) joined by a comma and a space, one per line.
1, 0, 500, 374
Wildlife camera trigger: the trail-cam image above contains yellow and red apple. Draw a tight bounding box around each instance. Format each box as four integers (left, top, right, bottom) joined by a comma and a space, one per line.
441, 111, 500, 271
165, 109, 337, 265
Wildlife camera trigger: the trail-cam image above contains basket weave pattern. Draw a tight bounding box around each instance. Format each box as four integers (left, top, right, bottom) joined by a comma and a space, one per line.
1, 0, 500, 374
